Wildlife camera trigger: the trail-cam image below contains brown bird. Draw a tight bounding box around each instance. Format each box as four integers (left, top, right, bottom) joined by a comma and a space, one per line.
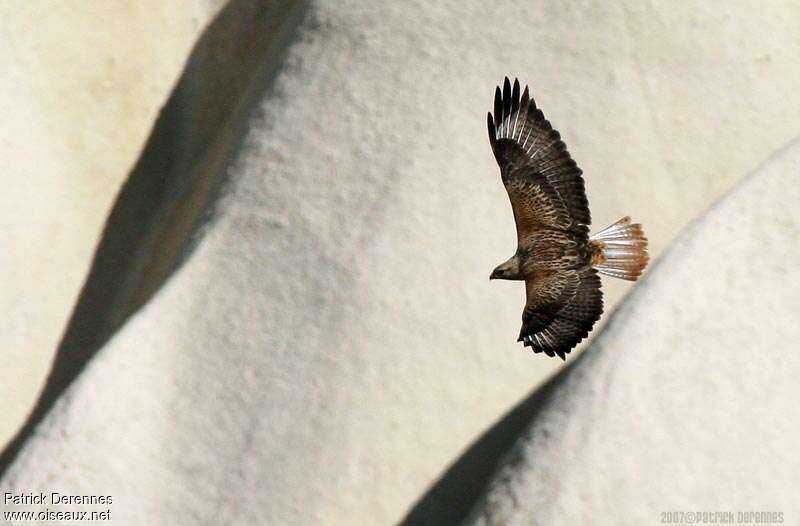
488, 77, 649, 360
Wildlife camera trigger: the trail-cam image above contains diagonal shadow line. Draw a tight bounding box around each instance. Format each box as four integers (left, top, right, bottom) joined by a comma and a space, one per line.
0, 0, 310, 476
398, 351, 588, 526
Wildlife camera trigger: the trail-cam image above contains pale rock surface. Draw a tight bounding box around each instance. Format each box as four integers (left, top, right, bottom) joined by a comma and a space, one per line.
0, 1, 226, 446
466, 141, 800, 525
2, 1, 800, 524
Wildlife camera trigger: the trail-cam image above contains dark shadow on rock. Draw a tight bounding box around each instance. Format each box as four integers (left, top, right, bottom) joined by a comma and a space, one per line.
0, 0, 310, 476
400, 351, 589, 526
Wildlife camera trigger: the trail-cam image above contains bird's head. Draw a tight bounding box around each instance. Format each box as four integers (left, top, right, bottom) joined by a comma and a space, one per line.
489, 258, 520, 281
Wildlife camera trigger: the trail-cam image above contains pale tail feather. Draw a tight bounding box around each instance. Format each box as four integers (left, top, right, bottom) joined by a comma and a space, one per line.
589, 216, 649, 281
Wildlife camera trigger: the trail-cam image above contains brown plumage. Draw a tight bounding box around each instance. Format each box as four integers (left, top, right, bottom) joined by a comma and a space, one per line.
488, 77, 649, 360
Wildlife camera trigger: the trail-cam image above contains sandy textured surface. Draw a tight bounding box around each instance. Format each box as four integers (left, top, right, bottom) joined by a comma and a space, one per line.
0, 1, 226, 446
2, 1, 800, 524
466, 141, 800, 525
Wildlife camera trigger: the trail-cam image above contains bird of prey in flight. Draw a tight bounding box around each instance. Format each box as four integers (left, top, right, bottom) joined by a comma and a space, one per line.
488, 77, 649, 360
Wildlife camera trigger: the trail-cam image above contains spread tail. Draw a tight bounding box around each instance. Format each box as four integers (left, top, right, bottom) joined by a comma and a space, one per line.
589, 216, 649, 281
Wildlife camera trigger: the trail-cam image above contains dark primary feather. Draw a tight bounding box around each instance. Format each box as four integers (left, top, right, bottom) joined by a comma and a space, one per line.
493, 87, 503, 134
503, 78, 512, 124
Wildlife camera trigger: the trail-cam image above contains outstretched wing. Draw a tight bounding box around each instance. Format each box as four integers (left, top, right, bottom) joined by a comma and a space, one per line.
519, 268, 603, 360
487, 77, 590, 242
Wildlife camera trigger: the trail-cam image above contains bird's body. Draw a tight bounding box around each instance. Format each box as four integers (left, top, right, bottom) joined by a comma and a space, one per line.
488, 78, 649, 359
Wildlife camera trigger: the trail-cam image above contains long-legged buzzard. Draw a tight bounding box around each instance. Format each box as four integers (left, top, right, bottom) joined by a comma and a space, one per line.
488, 77, 649, 360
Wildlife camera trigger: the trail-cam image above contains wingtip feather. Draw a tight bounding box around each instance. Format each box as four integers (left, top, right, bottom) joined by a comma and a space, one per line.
503, 78, 512, 124
511, 79, 520, 111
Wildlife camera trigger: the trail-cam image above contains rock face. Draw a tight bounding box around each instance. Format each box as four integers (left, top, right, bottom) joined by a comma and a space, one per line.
465, 142, 800, 525
3, 1, 800, 524
0, 0, 226, 446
